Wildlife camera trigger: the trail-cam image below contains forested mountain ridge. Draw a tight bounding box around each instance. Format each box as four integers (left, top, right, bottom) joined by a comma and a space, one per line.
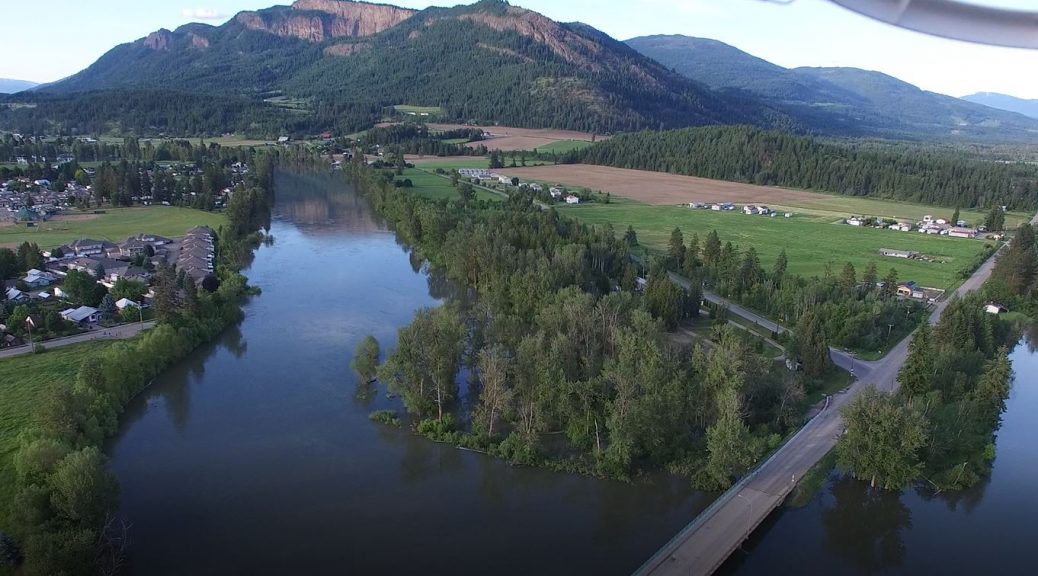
29, 0, 791, 135
626, 34, 1038, 143
0, 79, 37, 94
962, 92, 1038, 120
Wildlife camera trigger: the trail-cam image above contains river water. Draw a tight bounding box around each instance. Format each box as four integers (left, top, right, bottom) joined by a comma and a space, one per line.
107, 171, 708, 575
721, 337, 1038, 575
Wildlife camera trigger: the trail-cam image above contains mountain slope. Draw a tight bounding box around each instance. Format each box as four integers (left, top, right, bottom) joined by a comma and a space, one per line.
962, 92, 1038, 120
0, 79, 38, 94
627, 34, 1038, 142
37, 0, 791, 134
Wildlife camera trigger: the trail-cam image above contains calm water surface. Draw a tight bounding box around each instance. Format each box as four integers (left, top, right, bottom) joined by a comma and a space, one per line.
722, 337, 1038, 575
107, 171, 708, 575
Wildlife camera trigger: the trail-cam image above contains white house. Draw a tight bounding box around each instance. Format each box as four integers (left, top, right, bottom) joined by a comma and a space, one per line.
948, 227, 978, 239
743, 205, 757, 215
935, 218, 948, 225
565, 195, 581, 204
115, 298, 140, 310
529, 183, 543, 192
847, 217, 864, 227
549, 187, 563, 198
60, 306, 99, 325
984, 304, 1007, 315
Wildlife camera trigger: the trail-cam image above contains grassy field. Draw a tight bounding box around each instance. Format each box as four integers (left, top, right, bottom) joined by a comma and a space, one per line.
0, 206, 226, 249
529, 139, 595, 154
768, 195, 1029, 229
402, 168, 502, 202
562, 200, 992, 290
394, 104, 445, 116
0, 342, 113, 528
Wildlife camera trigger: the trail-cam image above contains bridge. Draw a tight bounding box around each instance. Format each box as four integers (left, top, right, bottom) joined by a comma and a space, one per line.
638, 219, 1024, 576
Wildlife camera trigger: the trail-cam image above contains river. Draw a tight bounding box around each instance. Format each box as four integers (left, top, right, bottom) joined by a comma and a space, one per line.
106, 171, 709, 575
720, 336, 1038, 575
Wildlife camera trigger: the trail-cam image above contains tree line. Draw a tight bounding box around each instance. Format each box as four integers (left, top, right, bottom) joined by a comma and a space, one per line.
572, 126, 1038, 210
350, 163, 812, 489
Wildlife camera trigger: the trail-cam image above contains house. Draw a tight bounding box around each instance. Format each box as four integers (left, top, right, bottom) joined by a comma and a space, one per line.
277, 136, 290, 144
711, 204, 722, 211
743, 205, 757, 215
497, 175, 513, 185
60, 306, 99, 325
635, 277, 648, 292
784, 213, 793, 218
549, 187, 563, 199
846, 217, 864, 227
115, 298, 140, 310
757, 206, 771, 215
119, 237, 149, 257
879, 249, 917, 259
529, 183, 543, 192
956, 219, 968, 227
689, 202, 705, 209
67, 238, 114, 257
935, 218, 948, 225
896, 282, 918, 298
891, 223, 913, 232
923, 215, 933, 222
719, 202, 735, 211
564, 195, 581, 204
984, 303, 1007, 315
948, 227, 978, 239
22, 269, 55, 288
5, 288, 28, 303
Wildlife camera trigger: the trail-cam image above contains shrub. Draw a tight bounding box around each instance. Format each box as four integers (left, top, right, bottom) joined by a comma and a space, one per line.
368, 410, 400, 427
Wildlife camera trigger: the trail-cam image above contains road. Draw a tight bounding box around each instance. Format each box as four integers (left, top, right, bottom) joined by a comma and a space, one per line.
639, 219, 1029, 576
0, 321, 156, 360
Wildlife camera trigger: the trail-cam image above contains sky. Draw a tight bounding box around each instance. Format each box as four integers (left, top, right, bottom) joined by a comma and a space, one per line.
0, 0, 1036, 99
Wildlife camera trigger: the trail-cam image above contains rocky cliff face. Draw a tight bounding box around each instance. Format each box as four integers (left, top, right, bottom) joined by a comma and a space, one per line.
236, 0, 415, 43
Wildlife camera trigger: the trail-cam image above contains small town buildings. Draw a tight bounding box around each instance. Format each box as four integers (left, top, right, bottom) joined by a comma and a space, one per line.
956, 219, 968, 227
744, 205, 758, 215
549, 187, 563, 199
529, 183, 543, 192
565, 195, 581, 204
891, 223, 913, 232
847, 217, 865, 227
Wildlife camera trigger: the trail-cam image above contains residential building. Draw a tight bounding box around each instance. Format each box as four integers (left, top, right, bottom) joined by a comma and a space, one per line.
60, 306, 99, 325
565, 195, 581, 204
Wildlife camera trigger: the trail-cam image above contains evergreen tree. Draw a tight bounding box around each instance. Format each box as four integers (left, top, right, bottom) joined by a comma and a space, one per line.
667, 227, 685, 269
952, 206, 961, 225
861, 261, 878, 293
882, 268, 899, 299
837, 389, 928, 490
772, 248, 788, 288
898, 323, 935, 398
985, 205, 1006, 231
623, 225, 638, 247
793, 310, 831, 378
839, 261, 857, 292
703, 230, 721, 268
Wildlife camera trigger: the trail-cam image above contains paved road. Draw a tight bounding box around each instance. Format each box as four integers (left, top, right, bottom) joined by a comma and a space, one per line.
0, 321, 156, 360
639, 219, 1029, 576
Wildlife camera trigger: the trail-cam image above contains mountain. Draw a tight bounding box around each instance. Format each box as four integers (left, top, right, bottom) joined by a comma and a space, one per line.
626, 34, 1038, 142
32, 0, 789, 135
961, 92, 1038, 120
0, 78, 38, 94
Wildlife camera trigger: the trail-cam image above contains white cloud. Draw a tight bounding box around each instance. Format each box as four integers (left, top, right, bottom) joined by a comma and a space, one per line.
181, 7, 225, 20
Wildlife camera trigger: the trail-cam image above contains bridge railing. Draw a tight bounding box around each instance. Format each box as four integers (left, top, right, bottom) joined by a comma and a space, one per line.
633, 398, 831, 576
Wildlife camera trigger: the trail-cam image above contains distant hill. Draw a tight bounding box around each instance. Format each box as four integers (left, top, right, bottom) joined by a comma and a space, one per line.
961, 92, 1038, 120
626, 34, 1038, 142
0, 79, 38, 94
30, 0, 789, 135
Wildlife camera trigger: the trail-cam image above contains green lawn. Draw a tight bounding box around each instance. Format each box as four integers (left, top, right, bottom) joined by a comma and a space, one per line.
402, 168, 502, 202
0, 342, 114, 528
0, 206, 226, 250
562, 201, 993, 290
412, 157, 493, 170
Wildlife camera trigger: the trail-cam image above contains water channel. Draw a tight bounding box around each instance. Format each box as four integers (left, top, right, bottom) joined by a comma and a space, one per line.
107, 171, 707, 575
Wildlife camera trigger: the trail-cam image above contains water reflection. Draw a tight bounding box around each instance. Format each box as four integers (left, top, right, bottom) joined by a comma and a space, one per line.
822, 477, 910, 573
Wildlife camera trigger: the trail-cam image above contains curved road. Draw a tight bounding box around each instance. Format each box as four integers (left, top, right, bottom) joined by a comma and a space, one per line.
641, 219, 1029, 576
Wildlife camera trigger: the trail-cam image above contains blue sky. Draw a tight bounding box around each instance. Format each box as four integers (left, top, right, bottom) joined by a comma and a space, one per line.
1, 0, 1036, 98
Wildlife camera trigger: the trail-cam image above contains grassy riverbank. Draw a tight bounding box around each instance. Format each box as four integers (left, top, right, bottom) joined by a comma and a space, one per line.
0, 343, 114, 528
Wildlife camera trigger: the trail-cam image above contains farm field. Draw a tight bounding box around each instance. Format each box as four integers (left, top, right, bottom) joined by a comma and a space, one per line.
0, 206, 225, 249
394, 104, 445, 117
561, 200, 992, 290
401, 168, 502, 202
497, 164, 1031, 227
0, 342, 114, 528
423, 123, 605, 152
